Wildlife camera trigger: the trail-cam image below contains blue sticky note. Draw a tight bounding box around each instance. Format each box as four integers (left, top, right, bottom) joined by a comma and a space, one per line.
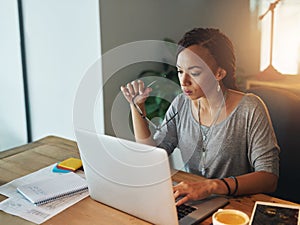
52, 163, 71, 173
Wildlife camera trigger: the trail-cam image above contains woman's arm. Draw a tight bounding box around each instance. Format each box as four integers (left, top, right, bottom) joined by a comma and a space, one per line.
129, 102, 156, 146
227, 171, 278, 195
173, 171, 278, 206
120, 80, 156, 146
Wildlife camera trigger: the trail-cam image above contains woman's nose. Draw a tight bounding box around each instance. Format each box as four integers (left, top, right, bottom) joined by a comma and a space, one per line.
180, 72, 191, 86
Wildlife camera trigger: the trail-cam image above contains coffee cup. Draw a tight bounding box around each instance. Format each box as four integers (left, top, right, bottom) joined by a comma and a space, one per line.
212, 209, 249, 225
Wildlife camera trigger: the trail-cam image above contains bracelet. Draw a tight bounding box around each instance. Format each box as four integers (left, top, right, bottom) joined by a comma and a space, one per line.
229, 176, 239, 196
220, 178, 231, 196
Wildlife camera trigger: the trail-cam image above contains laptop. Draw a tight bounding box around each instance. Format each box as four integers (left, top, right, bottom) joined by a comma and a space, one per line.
75, 129, 228, 225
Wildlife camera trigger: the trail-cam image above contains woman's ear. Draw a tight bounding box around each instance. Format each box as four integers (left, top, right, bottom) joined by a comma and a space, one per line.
216, 67, 227, 81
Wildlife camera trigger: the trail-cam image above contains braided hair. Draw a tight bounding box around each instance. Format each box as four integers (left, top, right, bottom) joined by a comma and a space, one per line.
177, 28, 238, 90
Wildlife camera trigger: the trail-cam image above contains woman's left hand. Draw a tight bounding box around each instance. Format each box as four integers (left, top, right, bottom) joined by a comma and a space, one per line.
173, 180, 216, 206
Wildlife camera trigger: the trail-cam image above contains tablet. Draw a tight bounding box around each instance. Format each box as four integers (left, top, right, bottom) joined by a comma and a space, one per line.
249, 201, 300, 225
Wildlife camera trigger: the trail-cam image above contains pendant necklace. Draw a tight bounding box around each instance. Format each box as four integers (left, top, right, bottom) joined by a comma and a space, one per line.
198, 91, 227, 176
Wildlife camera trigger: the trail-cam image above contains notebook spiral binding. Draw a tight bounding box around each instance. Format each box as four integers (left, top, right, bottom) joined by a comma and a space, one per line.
34, 186, 88, 206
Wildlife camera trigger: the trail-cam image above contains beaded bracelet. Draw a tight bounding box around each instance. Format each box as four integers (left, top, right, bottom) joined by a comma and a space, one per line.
220, 178, 231, 196
229, 176, 239, 196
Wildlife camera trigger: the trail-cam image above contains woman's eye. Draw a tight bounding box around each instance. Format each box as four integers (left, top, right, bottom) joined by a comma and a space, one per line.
190, 71, 201, 76
177, 70, 183, 75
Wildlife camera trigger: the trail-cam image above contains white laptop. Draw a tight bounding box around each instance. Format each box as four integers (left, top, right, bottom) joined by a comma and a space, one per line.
75, 129, 228, 225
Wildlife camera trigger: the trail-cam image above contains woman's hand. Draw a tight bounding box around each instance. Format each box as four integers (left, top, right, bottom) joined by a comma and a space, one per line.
120, 79, 156, 145
120, 80, 152, 105
173, 180, 218, 206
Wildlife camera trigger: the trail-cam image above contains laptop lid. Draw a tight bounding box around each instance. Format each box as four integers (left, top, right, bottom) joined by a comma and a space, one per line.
75, 129, 228, 225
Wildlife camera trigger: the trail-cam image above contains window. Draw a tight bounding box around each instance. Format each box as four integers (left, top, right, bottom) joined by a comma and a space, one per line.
252, 0, 300, 75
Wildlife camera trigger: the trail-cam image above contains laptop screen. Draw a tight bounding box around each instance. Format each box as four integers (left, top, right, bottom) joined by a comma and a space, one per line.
75, 129, 179, 224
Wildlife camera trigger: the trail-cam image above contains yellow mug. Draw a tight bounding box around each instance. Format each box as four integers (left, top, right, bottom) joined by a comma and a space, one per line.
212, 209, 250, 225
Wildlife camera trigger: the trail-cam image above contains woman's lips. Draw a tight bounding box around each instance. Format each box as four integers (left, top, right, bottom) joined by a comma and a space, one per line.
183, 90, 193, 95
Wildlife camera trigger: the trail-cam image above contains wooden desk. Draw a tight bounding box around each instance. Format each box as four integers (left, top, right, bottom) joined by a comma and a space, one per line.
1, 136, 298, 225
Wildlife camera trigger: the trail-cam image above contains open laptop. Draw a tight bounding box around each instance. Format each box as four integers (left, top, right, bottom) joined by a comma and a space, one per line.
75, 129, 228, 225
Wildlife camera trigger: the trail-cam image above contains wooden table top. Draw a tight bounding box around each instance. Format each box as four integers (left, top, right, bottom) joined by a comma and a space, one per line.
0, 136, 298, 225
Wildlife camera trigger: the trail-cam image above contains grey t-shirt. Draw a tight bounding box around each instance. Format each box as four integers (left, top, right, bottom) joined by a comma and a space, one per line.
153, 93, 280, 179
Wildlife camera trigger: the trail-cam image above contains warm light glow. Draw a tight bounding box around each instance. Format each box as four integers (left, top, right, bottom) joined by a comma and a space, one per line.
260, 0, 300, 75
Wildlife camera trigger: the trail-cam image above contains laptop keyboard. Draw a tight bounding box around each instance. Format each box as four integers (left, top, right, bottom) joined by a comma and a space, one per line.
176, 204, 197, 220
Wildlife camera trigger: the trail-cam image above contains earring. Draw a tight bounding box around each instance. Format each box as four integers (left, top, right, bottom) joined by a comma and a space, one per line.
217, 83, 221, 92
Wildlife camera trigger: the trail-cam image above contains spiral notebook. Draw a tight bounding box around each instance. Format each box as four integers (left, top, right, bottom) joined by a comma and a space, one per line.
17, 172, 88, 205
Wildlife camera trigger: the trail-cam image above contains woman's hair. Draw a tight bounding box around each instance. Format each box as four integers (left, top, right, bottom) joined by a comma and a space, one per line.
177, 28, 238, 90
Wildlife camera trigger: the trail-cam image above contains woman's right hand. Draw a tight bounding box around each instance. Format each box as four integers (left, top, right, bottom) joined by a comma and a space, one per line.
120, 80, 152, 105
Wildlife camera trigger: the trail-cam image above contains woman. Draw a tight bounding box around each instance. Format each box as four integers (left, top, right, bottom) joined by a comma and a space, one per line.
120, 28, 279, 206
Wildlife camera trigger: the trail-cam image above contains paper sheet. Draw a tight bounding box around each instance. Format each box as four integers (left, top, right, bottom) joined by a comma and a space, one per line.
0, 164, 89, 224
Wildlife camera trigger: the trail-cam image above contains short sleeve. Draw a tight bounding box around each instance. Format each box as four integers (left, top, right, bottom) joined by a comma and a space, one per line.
247, 94, 280, 176
153, 95, 185, 155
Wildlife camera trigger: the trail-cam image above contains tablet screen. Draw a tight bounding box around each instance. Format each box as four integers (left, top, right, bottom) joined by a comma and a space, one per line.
250, 201, 300, 225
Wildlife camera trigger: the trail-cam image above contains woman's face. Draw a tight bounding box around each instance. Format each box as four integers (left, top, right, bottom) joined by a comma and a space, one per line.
176, 44, 219, 100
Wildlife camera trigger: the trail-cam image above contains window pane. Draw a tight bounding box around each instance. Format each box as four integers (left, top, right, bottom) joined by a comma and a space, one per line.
258, 0, 300, 75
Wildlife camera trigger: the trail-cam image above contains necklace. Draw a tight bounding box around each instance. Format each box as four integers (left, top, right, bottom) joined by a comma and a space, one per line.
198, 91, 228, 176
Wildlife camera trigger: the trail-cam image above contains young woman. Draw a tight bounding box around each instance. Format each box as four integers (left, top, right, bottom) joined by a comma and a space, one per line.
120, 28, 279, 205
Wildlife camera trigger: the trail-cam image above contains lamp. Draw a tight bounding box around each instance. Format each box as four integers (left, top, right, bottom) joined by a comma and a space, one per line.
256, 0, 284, 80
